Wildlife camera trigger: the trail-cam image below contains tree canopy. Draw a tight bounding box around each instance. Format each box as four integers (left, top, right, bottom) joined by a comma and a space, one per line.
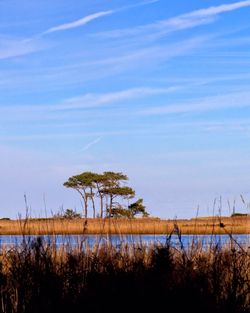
63, 171, 149, 218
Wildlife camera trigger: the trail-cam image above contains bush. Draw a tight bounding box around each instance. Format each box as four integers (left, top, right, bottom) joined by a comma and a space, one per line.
53, 209, 81, 219
231, 213, 248, 217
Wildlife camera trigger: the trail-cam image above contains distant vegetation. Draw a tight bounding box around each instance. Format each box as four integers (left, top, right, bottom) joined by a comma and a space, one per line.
231, 213, 248, 218
53, 208, 82, 219
63, 171, 149, 219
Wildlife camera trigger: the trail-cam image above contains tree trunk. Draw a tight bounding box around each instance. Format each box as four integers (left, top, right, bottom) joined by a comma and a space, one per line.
83, 197, 88, 218
79, 189, 88, 218
109, 194, 113, 218
76, 189, 88, 218
90, 187, 96, 218
96, 184, 104, 218
100, 196, 104, 218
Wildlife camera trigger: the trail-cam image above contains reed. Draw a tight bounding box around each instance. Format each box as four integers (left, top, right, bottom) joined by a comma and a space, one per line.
0, 216, 250, 235
0, 232, 249, 313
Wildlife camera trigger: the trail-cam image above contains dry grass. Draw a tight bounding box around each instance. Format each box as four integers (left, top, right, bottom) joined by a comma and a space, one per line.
0, 233, 249, 313
0, 216, 250, 235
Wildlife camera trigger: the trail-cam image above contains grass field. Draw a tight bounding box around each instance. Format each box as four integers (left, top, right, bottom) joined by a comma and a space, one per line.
0, 215, 250, 235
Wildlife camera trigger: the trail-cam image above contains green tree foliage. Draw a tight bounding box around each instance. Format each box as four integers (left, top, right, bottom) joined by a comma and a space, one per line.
109, 204, 131, 218
63, 209, 81, 219
54, 209, 81, 219
63, 171, 149, 219
110, 199, 149, 218
128, 198, 149, 217
63, 172, 97, 218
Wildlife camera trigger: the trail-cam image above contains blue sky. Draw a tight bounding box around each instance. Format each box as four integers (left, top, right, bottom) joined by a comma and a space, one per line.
1, 0, 250, 219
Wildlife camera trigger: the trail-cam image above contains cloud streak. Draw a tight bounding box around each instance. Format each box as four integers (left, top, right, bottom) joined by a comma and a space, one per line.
82, 137, 102, 152
55, 86, 178, 110
45, 11, 113, 34
44, 0, 159, 34
189, 0, 250, 17
141, 91, 250, 115
95, 0, 250, 39
0, 37, 45, 60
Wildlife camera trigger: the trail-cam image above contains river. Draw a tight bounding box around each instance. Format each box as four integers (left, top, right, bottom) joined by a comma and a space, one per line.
1, 234, 250, 249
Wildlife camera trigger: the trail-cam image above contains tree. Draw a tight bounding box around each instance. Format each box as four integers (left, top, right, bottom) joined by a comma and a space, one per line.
100, 172, 135, 217
108, 199, 149, 218
63, 172, 97, 218
128, 198, 149, 217
109, 204, 130, 218
91, 173, 107, 218
63, 171, 143, 219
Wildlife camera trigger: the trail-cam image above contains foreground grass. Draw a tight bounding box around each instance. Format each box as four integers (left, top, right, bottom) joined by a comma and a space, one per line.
0, 216, 250, 235
0, 233, 250, 313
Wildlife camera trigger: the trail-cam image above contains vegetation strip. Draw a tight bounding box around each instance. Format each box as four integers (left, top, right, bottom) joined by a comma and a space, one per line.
0, 216, 250, 235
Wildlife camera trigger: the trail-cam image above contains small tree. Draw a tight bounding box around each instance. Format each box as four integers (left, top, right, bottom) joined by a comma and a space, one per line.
108, 199, 149, 218
109, 204, 130, 218
53, 209, 81, 219
128, 199, 149, 217
63, 209, 82, 219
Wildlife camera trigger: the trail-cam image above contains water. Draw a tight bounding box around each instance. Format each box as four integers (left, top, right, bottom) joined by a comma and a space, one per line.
0, 234, 250, 249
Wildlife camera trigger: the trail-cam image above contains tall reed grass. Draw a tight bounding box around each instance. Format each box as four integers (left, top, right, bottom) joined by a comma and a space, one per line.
0, 215, 249, 235
0, 231, 249, 313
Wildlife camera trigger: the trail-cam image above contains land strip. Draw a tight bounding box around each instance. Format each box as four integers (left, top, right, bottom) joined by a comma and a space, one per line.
0, 216, 250, 235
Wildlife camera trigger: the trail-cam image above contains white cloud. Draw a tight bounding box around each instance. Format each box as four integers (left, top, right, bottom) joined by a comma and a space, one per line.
0, 37, 45, 60
0, 86, 177, 114
82, 36, 208, 76
54, 86, 178, 110
82, 137, 102, 152
45, 11, 113, 34
141, 91, 250, 115
94, 0, 250, 39
117, 0, 160, 12
189, 0, 250, 17
44, 0, 159, 34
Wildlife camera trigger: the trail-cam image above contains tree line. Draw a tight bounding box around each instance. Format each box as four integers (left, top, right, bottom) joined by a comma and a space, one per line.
63, 171, 149, 218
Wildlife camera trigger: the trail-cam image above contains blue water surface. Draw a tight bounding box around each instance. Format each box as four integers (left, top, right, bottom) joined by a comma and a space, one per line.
0, 234, 250, 249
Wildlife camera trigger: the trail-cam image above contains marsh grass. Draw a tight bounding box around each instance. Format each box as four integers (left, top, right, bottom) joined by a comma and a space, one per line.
0, 229, 250, 313
0, 215, 250, 235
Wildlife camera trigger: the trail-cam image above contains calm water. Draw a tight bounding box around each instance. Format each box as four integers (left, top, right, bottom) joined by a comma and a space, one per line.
0, 234, 250, 249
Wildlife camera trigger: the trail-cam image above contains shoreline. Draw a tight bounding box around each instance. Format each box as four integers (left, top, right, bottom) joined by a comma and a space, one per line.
0, 216, 250, 235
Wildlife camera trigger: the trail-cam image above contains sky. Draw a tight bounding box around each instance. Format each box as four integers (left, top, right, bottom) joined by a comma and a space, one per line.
1, 0, 250, 219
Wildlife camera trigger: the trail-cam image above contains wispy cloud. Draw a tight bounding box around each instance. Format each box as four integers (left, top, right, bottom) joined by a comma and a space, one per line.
81, 36, 208, 77
45, 11, 113, 34
189, 0, 250, 17
0, 86, 173, 118
82, 137, 102, 152
141, 91, 250, 115
44, 0, 159, 34
0, 36, 205, 91
0, 36, 45, 60
54, 86, 178, 110
117, 0, 160, 12
94, 0, 250, 39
